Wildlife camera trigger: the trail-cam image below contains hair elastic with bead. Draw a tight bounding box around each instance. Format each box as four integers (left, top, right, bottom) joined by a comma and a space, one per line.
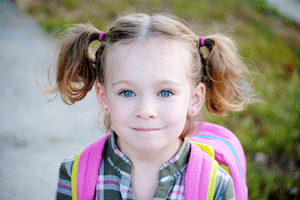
98, 31, 105, 41
199, 37, 205, 47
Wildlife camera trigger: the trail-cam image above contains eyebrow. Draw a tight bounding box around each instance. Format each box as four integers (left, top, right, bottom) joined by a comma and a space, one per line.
111, 80, 182, 87
111, 80, 134, 87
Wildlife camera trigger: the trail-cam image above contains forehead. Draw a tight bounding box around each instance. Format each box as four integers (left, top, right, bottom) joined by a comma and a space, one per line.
105, 38, 192, 84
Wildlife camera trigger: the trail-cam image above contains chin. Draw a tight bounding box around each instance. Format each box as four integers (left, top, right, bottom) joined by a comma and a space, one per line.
134, 141, 165, 152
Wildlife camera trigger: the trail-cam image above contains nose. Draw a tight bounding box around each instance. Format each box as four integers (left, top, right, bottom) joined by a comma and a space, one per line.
135, 95, 157, 120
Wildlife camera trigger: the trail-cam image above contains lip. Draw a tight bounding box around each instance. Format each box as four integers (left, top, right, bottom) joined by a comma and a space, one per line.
132, 128, 160, 132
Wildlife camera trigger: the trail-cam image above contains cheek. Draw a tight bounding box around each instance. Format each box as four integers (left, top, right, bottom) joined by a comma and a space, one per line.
161, 99, 189, 124
108, 99, 133, 124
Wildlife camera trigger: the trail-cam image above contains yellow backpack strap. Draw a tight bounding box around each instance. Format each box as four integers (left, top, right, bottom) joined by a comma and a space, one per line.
71, 149, 84, 200
207, 159, 219, 200
189, 140, 215, 159
189, 140, 219, 200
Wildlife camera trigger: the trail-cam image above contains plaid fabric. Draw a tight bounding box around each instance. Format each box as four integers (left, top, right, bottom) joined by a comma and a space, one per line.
215, 167, 235, 200
95, 134, 189, 200
56, 134, 235, 200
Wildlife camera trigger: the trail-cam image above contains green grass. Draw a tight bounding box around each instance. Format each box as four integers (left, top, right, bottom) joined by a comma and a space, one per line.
23, 0, 300, 198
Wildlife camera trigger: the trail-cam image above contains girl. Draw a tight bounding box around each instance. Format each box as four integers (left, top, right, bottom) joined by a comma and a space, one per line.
54, 13, 253, 199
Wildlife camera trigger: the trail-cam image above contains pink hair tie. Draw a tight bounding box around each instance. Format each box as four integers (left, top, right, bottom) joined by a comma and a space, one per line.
199, 37, 205, 47
98, 31, 105, 41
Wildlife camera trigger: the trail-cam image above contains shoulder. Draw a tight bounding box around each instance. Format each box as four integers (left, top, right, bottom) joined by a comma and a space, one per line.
56, 156, 75, 199
56, 135, 111, 199
60, 156, 75, 177
214, 167, 235, 200
58, 134, 111, 177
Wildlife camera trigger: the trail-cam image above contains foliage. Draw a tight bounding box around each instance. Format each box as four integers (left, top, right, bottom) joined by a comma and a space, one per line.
23, 0, 300, 199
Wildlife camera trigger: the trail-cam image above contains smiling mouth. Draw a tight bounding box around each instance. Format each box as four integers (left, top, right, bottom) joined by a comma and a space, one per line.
132, 128, 160, 132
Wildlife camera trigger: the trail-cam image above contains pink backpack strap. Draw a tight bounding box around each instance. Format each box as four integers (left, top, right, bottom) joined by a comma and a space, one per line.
185, 142, 219, 200
191, 122, 248, 199
73, 134, 111, 200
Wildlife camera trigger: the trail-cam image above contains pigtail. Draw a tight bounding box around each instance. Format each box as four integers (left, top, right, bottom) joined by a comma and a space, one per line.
201, 34, 253, 115
54, 24, 100, 105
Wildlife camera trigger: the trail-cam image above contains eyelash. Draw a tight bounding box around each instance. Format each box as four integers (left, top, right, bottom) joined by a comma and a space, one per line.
119, 90, 135, 97
118, 90, 174, 98
158, 90, 174, 97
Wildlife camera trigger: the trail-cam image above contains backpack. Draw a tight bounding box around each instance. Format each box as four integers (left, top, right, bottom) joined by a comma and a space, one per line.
71, 122, 248, 199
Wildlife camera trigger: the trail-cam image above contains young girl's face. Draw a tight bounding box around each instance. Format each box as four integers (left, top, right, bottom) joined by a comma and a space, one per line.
96, 38, 205, 152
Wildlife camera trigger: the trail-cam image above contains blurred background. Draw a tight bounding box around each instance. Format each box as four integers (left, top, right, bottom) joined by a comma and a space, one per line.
0, 0, 299, 199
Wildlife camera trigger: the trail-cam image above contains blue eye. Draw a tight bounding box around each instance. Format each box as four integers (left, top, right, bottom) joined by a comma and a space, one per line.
159, 91, 173, 97
120, 91, 135, 97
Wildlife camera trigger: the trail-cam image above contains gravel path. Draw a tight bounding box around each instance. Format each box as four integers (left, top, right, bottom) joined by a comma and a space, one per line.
0, 1, 104, 199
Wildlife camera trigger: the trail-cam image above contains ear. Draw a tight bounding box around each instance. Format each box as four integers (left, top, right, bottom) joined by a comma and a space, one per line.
188, 83, 206, 116
95, 82, 110, 114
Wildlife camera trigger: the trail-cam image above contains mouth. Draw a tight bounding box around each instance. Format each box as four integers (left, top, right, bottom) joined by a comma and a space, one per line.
132, 128, 160, 132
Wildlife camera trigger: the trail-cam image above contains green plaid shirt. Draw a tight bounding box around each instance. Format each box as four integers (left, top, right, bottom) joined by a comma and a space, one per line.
56, 134, 235, 199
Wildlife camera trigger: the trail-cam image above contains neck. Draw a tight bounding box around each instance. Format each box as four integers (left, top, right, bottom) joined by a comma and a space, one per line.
117, 137, 183, 168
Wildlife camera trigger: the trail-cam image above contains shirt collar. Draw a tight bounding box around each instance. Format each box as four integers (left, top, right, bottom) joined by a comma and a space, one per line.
106, 133, 190, 179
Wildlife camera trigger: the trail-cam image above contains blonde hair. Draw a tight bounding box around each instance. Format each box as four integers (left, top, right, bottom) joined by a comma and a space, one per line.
49, 13, 255, 137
